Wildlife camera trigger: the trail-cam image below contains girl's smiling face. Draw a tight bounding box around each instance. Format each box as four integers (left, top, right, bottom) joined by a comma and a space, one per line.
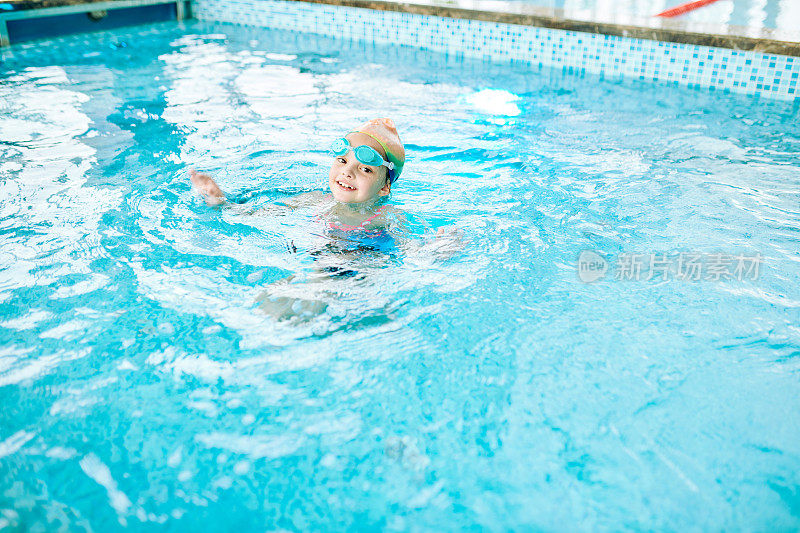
328, 132, 391, 204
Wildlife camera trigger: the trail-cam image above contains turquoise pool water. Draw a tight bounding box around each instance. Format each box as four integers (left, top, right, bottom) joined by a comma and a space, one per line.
1, 20, 799, 531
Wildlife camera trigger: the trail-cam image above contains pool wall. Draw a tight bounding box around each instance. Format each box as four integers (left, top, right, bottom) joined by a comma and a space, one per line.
191, 0, 799, 101
0, 0, 189, 46
4, 3, 177, 43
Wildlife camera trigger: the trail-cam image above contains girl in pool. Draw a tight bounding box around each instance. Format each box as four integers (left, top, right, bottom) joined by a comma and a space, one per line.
190, 118, 456, 320
190, 117, 405, 234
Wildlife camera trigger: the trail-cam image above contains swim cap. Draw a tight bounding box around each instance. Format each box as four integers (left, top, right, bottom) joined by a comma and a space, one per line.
350, 118, 405, 182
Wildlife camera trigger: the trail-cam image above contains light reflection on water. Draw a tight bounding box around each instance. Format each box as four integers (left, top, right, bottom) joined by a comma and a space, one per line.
1, 20, 799, 531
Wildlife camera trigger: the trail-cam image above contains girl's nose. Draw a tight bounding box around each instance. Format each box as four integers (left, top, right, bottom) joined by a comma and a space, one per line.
341, 159, 358, 175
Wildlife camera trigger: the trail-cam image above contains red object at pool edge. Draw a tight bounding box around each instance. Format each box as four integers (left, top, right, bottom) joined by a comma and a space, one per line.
655, 0, 721, 18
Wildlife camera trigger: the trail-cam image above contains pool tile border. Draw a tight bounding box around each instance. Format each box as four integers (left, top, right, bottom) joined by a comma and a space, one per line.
301, 0, 800, 57
191, 0, 800, 101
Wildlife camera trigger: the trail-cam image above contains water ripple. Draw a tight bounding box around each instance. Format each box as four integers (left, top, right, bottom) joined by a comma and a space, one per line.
1, 20, 800, 532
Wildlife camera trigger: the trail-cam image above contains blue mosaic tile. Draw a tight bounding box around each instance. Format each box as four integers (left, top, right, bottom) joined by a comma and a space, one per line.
191, 0, 800, 101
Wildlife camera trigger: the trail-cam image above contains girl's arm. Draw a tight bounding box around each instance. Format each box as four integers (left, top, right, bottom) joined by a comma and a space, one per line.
189, 170, 323, 214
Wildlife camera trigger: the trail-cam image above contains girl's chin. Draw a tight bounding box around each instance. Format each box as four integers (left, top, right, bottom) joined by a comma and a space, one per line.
329, 186, 377, 205
331, 188, 354, 201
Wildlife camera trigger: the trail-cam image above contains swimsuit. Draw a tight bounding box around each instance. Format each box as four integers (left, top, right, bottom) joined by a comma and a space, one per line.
323, 206, 389, 232
308, 206, 397, 278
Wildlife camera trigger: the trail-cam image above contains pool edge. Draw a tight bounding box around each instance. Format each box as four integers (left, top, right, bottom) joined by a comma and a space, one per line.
190, 0, 800, 102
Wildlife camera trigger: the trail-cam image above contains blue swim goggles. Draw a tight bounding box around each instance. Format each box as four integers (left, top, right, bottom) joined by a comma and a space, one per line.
330, 137, 396, 176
